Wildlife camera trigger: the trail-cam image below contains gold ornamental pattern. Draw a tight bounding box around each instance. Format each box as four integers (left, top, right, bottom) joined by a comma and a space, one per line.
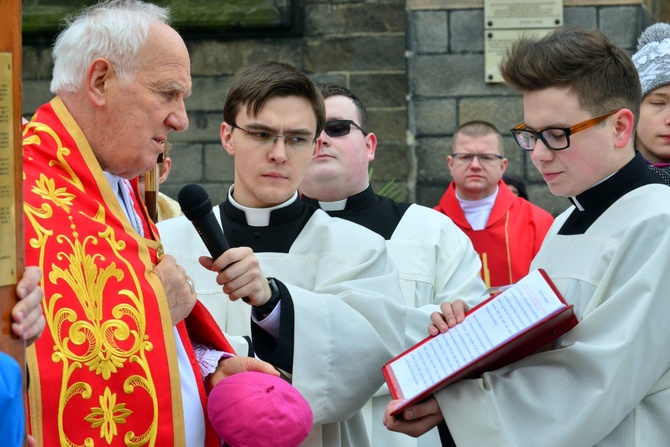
23, 118, 160, 446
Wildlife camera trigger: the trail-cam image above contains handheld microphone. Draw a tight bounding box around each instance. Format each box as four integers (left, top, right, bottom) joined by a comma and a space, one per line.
178, 184, 251, 304
178, 184, 230, 259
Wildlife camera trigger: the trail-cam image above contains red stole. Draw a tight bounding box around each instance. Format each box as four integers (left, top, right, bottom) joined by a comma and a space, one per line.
23, 97, 231, 446
434, 180, 554, 288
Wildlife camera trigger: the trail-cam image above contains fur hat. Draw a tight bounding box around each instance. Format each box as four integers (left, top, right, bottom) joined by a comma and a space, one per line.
207, 372, 313, 447
633, 22, 670, 98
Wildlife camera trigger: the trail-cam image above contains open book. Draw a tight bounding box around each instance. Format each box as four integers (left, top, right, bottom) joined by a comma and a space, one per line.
384, 269, 577, 416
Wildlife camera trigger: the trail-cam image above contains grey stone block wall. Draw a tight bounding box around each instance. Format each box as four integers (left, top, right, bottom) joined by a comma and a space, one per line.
21, 1, 655, 214
22, 0, 408, 206
408, 3, 653, 216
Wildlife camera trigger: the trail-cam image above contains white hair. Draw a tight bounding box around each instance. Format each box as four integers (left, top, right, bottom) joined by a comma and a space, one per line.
50, 0, 171, 94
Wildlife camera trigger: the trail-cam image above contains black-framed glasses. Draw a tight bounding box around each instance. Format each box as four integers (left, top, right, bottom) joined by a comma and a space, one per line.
451, 153, 504, 165
510, 110, 619, 151
323, 120, 368, 138
231, 124, 316, 150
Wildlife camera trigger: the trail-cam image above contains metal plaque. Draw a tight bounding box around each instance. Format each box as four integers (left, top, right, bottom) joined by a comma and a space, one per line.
485, 28, 555, 83
484, 0, 563, 30
0, 53, 17, 287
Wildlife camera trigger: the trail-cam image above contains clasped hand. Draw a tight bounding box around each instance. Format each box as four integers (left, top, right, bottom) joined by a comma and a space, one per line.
207, 355, 280, 390
153, 254, 196, 325
13, 266, 46, 346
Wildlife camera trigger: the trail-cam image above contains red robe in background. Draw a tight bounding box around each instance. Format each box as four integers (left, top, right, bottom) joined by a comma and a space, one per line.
23, 97, 231, 447
434, 180, 554, 288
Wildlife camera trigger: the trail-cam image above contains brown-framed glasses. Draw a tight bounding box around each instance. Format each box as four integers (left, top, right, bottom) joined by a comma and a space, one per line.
510, 110, 619, 151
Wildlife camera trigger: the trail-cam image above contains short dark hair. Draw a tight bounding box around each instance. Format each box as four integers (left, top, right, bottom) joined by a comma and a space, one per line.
316, 83, 370, 130
499, 26, 641, 122
223, 62, 325, 137
453, 121, 505, 156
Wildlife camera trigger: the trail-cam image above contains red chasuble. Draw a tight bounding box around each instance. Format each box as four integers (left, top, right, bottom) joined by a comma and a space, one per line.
434, 180, 554, 288
23, 97, 232, 447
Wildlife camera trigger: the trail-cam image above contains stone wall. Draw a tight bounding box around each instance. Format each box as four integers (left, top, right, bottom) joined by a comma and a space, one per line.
408, 0, 654, 216
22, 0, 656, 214
22, 0, 408, 205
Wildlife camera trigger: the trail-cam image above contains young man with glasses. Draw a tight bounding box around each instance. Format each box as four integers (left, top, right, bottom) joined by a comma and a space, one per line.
158, 62, 407, 447
385, 27, 670, 447
299, 83, 486, 447
434, 121, 553, 288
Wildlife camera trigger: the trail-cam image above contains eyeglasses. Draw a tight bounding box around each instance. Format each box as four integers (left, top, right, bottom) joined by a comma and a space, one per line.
451, 153, 504, 165
510, 110, 619, 151
231, 124, 316, 150
323, 120, 368, 138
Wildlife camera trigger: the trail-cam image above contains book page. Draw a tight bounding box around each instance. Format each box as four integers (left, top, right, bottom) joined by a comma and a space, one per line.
389, 269, 565, 400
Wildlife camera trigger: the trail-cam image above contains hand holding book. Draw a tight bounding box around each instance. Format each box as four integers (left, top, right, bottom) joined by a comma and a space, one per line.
384, 269, 578, 416
428, 284, 520, 337
428, 298, 469, 337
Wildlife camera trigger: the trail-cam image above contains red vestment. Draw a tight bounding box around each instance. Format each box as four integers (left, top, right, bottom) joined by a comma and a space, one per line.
23, 97, 232, 446
434, 180, 554, 288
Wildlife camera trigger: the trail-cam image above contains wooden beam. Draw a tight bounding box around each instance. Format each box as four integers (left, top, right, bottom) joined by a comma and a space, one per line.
0, 0, 26, 380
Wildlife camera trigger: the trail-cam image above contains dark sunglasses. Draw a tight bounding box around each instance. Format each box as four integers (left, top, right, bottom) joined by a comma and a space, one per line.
323, 120, 368, 138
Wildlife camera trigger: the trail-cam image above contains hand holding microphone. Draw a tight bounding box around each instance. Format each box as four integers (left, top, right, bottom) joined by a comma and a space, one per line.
178, 184, 251, 303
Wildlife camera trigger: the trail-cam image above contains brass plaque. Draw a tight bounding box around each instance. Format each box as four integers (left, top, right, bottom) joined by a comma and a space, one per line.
485, 28, 554, 83
0, 53, 17, 287
484, 0, 562, 83
484, 0, 563, 30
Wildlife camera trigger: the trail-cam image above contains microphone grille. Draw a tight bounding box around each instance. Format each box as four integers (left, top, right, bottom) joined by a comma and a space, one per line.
178, 183, 213, 221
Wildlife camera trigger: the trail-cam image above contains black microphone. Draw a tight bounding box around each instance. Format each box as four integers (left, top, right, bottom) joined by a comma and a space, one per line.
178, 184, 230, 259
178, 184, 251, 304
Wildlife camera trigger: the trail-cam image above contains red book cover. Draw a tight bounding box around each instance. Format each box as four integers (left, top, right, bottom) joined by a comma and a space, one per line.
384, 269, 578, 416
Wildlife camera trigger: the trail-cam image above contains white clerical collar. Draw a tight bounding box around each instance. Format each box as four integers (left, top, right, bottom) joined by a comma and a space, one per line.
455, 186, 499, 231
227, 185, 298, 227
317, 198, 348, 211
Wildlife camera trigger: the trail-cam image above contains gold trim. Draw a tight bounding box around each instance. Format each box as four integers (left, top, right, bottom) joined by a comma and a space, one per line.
27, 345, 43, 444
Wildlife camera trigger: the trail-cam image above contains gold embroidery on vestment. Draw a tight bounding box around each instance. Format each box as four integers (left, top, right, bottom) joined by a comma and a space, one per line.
25, 118, 160, 446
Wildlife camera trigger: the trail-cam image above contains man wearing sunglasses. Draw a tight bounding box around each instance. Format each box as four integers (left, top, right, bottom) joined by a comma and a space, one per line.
385, 27, 670, 447
300, 83, 486, 447
433, 121, 554, 289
